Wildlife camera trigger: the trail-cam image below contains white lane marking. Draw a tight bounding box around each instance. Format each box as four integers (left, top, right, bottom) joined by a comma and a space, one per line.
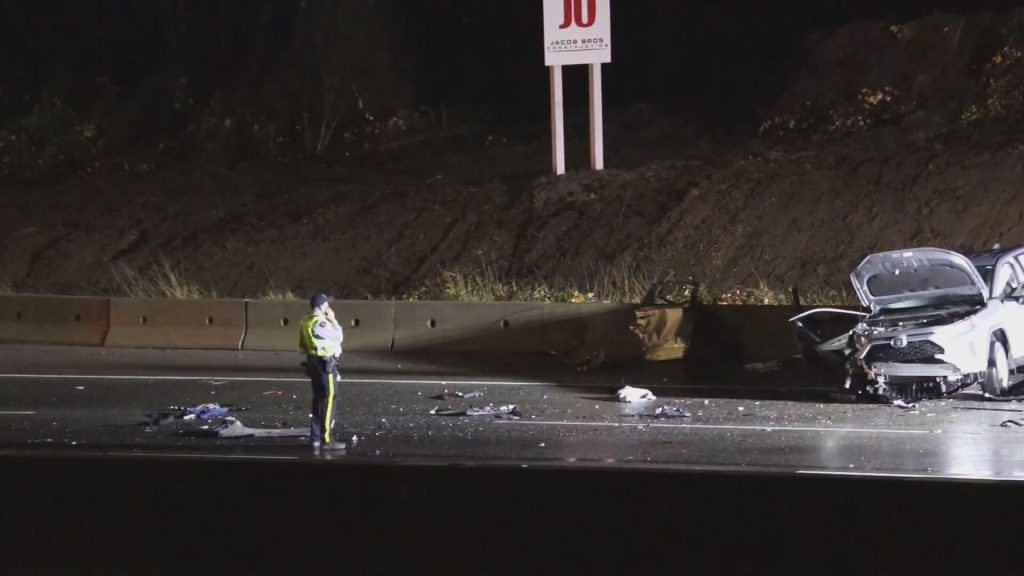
0, 373, 546, 385
496, 420, 933, 435
0, 373, 832, 392
0, 411, 36, 415
0, 374, 307, 382
104, 452, 299, 461
796, 470, 1024, 482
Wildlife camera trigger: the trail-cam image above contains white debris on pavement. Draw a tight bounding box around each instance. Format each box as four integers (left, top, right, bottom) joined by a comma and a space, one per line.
616, 386, 656, 403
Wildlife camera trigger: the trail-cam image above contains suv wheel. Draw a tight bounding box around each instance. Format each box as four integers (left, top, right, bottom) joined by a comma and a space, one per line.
982, 338, 1010, 397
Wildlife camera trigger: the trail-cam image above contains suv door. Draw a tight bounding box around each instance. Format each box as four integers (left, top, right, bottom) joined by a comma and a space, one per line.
997, 249, 1024, 365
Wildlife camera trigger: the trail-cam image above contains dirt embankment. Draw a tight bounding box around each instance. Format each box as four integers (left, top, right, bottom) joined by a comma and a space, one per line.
2, 126, 1021, 299
2, 9, 1024, 300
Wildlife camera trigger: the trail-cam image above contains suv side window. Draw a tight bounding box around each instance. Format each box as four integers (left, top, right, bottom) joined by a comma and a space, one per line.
995, 262, 1021, 299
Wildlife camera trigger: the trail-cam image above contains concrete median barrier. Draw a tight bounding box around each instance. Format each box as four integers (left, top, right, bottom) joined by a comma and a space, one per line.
688, 305, 802, 365
243, 300, 395, 352
392, 301, 547, 353
0, 295, 109, 346
241, 300, 307, 352
0, 293, 828, 365
392, 302, 642, 360
105, 298, 246, 350
541, 303, 644, 361
331, 301, 396, 352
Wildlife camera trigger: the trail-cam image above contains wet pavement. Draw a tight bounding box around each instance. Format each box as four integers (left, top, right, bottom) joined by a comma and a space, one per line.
3, 343, 1024, 480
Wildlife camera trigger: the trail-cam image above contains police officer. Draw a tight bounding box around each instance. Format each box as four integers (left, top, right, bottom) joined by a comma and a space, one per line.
300, 293, 345, 452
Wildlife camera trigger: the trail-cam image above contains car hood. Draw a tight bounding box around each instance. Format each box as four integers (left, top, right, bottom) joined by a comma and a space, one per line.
850, 248, 988, 312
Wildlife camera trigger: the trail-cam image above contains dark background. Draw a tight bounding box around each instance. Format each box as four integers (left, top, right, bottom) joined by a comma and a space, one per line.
3, 0, 1021, 129
4, 1, 1024, 297
4, 454, 1023, 574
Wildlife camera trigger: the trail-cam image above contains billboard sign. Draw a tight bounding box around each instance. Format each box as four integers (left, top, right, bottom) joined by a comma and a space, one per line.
543, 0, 612, 66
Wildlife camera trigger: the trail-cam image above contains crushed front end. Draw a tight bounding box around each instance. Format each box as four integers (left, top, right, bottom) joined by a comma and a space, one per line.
846, 327, 975, 401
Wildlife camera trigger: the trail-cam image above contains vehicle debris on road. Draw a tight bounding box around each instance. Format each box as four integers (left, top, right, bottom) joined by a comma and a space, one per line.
214, 418, 308, 438
429, 390, 484, 401
141, 403, 247, 426
1000, 419, 1024, 428
651, 405, 692, 419
616, 386, 656, 403
183, 403, 230, 420
983, 393, 1024, 402
429, 404, 522, 419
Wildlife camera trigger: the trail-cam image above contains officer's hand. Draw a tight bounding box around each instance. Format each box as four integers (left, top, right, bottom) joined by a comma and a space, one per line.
325, 306, 336, 321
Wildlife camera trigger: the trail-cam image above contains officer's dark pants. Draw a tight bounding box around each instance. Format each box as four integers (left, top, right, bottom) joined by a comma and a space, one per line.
307, 356, 340, 445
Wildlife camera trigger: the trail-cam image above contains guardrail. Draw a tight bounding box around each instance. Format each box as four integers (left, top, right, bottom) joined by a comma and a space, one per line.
0, 294, 847, 363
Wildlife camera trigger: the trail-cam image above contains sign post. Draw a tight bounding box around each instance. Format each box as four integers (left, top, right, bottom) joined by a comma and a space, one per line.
543, 0, 612, 175
589, 63, 603, 170
550, 65, 566, 175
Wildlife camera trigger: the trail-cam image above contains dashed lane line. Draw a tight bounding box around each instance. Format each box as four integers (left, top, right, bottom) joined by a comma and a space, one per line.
0, 373, 833, 392
495, 419, 934, 435
796, 470, 1024, 482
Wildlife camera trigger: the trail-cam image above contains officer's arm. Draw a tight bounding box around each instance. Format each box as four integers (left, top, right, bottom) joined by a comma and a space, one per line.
311, 320, 343, 344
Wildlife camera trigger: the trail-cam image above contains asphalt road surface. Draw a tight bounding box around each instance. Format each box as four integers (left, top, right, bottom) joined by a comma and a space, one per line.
7, 343, 1024, 574
3, 343, 1024, 480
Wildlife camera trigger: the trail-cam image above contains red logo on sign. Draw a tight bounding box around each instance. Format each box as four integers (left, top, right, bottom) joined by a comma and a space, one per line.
559, 0, 597, 29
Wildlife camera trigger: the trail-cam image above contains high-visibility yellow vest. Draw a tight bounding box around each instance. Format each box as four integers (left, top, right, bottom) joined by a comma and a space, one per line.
299, 313, 335, 357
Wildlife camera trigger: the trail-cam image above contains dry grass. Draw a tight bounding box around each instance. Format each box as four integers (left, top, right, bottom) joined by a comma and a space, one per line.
419, 265, 858, 306
796, 286, 860, 306
714, 282, 859, 306
113, 258, 215, 299
435, 265, 526, 302
6, 259, 859, 306
580, 264, 656, 304
428, 263, 655, 304
715, 279, 793, 305
256, 288, 299, 301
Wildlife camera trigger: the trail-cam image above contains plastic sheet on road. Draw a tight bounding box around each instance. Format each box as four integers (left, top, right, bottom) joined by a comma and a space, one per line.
215, 418, 308, 438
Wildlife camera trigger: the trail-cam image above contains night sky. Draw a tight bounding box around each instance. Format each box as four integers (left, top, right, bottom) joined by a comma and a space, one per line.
2, 0, 1022, 133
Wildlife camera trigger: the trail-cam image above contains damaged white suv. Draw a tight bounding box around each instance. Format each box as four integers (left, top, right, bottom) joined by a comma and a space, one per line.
793, 246, 1024, 400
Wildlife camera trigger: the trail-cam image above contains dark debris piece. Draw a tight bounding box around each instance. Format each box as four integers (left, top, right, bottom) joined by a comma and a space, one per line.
651, 405, 692, 419
428, 391, 484, 401
984, 393, 1024, 403
141, 411, 180, 426
430, 404, 521, 419
141, 403, 248, 426
1000, 419, 1024, 428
